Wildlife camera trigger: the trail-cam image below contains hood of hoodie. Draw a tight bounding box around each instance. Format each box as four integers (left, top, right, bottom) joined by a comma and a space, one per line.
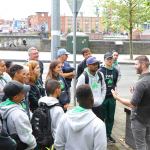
66, 106, 96, 132
84, 67, 97, 78
38, 96, 59, 106
0, 99, 23, 120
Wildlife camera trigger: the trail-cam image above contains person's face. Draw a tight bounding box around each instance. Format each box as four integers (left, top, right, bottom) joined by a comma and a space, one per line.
53, 63, 62, 74
56, 86, 61, 97
13, 91, 25, 103
134, 60, 143, 74
105, 57, 113, 68
83, 51, 92, 59
113, 52, 119, 61
29, 49, 39, 61
14, 69, 27, 84
62, 54, 68, 62
0, 61, 6, 75
24, 67, 30, 84
88, 62, 99, 72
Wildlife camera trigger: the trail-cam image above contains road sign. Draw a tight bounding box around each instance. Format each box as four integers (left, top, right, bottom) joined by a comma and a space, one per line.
66, 0, 84, 14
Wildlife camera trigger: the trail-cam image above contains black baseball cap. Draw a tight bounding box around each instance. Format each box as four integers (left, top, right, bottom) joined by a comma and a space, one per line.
3, 80, 30, 98
104, 52, 113, 60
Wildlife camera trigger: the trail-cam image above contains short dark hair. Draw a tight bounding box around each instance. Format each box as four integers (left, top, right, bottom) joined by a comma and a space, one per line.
9, 64, 24, 78
3, 80, 30, 99
45, 79, 60, 96
76, 84, 94, 109
135, 55, 149, 68
81, 48, 91, 55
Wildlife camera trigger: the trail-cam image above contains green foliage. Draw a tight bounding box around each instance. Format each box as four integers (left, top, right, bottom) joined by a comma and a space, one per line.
100, 0, 150, 32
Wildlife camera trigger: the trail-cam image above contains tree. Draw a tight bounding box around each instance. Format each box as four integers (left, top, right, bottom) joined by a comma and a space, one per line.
98, 0, 150, 59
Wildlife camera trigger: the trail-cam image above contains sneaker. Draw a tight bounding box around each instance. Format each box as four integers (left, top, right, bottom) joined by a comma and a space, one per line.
107, 136, 116, 143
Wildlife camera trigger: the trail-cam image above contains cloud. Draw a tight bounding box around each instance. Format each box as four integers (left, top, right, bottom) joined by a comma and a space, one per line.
0, 0, 97, 20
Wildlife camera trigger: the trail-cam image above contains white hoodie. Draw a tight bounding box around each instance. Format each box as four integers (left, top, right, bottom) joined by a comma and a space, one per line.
76, 68, 106, 107
54, 106, 107, 150
38, 96, 64, 139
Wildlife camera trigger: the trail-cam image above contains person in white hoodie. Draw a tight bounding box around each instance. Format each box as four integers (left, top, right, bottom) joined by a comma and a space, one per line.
38, 79, 64, 139
54, 84, 107, 150
76, 56, 106, 120
0, 80, 36, 150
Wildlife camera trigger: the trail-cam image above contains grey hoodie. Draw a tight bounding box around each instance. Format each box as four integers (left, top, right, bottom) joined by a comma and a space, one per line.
54, 106, 107, 150
0, 99, 36, 150
38, 96, 64, 139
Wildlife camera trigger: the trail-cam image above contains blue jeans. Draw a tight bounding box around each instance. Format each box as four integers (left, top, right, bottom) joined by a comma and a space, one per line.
131, 119, 150, 150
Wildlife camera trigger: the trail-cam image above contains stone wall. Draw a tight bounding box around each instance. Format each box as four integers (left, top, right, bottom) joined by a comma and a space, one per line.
0, 35, 150, 55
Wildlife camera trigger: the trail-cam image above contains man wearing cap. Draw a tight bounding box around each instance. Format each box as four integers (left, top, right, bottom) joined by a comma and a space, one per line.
76, 56, 106, 120
99, 52, 118, 143
57, 48, 75, 88
0, 80, 36, 150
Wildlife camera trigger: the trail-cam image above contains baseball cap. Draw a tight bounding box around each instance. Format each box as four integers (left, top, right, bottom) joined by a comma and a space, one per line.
3, 80, 30, 98
104, 52, 113, 60
86, 56, 99, 65
57, 48, 70, 57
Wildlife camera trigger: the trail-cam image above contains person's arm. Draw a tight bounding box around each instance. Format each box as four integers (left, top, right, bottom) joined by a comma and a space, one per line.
111, 89, 135, 108
54, 116, 66, 150
13, 110, 37, 150
59, 72, 75, 79
100, 72, 106, 101
76, 74, 85, 88
51, 107, 64, 139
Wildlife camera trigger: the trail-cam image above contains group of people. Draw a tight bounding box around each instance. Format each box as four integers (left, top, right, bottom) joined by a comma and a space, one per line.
0, 45, 149, 150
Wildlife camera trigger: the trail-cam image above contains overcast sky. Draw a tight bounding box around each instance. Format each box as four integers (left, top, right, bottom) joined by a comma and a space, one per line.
0, 0, 99, 20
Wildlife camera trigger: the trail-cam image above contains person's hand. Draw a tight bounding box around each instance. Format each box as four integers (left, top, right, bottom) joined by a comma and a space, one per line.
64, 103, 69, 110
111, 89, 119, 100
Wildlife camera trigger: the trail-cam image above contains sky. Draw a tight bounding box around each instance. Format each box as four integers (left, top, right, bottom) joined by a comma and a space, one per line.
0, 0, 99, 20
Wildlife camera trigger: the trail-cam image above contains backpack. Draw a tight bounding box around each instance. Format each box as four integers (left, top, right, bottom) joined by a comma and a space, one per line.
31, 102, 60, 148
83, 71, 102, 85
0, 114, 17, 150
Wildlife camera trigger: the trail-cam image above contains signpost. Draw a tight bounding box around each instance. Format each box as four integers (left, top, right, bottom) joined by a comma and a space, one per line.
66, 0, 83, 106
51, 0, 60, 60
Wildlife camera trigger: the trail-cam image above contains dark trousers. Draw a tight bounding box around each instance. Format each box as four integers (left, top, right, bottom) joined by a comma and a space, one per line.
92, 105, 104, 121
101, 97, 116, 137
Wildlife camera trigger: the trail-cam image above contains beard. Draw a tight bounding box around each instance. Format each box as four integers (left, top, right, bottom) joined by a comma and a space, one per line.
136, 67, 142, 74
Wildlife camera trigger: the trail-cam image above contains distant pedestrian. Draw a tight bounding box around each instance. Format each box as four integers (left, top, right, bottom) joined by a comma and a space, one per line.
54, 84, 107, 150
112, 55, 150, 150
99, 52, 118, 143
77, 47, 92, 78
